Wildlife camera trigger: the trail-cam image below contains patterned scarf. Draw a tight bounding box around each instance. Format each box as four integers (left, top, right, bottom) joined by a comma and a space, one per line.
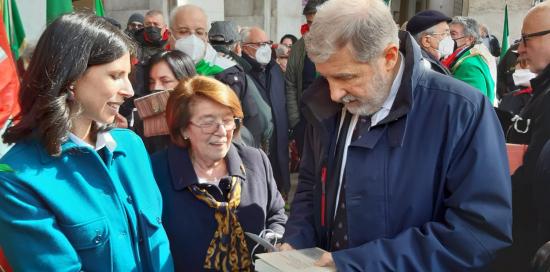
188, 176, 252, 271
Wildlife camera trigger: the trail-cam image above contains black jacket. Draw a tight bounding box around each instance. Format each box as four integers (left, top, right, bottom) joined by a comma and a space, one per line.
242, 54, 290, 194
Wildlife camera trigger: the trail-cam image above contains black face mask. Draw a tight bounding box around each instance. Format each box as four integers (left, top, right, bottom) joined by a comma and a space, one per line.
143, 26, 164, 45
453, 39, 458, 52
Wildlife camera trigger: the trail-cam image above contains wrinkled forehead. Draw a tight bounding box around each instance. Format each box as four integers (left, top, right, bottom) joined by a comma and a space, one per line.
145, 14, 164, 25
449, 23, 464, 34
248, 29, 269, 43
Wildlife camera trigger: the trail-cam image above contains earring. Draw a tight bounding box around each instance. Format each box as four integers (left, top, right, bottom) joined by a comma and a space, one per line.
183, 135, 189, 140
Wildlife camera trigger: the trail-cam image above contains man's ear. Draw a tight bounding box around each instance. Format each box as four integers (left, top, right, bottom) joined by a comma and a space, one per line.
383, 44, 399, 72
420, 35, 432, 49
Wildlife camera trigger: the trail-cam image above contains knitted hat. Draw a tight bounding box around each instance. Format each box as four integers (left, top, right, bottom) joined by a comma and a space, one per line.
127, 13, 144, 25
406, 10, 452, 35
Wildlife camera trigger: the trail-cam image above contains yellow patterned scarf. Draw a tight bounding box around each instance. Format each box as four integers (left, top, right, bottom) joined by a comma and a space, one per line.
188, 176, 252, 271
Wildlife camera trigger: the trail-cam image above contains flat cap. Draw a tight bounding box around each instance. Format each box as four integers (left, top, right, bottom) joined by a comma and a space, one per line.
406, 10, 452, 35
209, 21, 240, 44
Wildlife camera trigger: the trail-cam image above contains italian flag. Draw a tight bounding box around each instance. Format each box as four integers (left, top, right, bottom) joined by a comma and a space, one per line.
47, 0, 105, 25
500, 4, 509, 58
195, 44, 237, 76
0, 0, 23, 131
46, 0, 73, 24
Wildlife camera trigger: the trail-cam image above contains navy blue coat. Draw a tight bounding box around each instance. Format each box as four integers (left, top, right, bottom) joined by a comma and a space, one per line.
151, 142, 287, 271
283, 32, 512, 271
243, 55, 290, 195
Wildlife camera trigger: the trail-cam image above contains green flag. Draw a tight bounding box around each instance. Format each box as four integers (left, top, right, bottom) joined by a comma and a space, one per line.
2, 0, 25, 60
47, 0, 73, 25
500, 4, 509, 58
95, 0, 105, 17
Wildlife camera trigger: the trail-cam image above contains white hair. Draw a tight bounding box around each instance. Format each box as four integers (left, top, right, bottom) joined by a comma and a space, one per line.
239, 27, 252, 43
413, 24, 439, 45
305, 0, 399, 63
450, 16, 481, 44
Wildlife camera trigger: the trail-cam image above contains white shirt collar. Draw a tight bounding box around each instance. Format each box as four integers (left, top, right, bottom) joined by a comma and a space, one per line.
68, 131, 117, 152
370, 52, 405, 127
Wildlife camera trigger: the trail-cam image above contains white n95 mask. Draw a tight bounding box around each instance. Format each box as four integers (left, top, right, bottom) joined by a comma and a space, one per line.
175, 34, 206, 63
437, 36, 455, 58
513, 69, 537, 87
255, 44, 272, 65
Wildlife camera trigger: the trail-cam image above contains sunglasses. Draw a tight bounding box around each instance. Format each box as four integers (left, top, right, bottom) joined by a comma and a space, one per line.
520, 29, 550, 46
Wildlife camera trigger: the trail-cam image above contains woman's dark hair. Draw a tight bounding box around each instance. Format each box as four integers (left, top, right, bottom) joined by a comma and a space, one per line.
3, 13, 136, 156
280, 34, 298, 45
147, 50, 197, 89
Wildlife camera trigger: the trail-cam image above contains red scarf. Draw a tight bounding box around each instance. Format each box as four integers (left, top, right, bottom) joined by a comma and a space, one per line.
441, 46, 469, 69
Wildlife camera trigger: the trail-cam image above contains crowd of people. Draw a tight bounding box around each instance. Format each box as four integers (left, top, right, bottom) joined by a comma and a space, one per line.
1, 0, 550, 271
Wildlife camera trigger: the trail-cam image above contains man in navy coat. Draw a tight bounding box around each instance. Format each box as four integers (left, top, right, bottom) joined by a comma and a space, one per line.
241, 26, 290, 196
280, 0, 512, 270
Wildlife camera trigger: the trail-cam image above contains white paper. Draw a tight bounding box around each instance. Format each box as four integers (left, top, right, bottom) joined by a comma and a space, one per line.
256, 248, 336, 272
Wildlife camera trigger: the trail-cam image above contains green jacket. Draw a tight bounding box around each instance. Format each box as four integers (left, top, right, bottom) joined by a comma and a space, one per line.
285, 38, 306, 128
451, 48, 495, 103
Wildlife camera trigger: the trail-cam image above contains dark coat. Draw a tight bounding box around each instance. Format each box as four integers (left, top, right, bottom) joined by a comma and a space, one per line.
151, 142, 287, 271
283, 32, 512, 271
242, 55, 290, 194
499, 63, 550, 271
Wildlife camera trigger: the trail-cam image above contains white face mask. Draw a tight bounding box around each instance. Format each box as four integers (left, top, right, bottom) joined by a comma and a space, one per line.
255, 44, 272, 65
174, 34, 206, 63
513, 68, 537, 87
437, 36, 455, 58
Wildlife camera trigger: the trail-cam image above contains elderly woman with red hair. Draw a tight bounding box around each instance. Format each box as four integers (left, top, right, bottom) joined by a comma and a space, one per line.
151, 75, 286, 271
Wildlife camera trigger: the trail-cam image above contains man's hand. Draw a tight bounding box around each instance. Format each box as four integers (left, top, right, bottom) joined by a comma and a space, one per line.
314, 252, 336, 268
277, 243, 295, 251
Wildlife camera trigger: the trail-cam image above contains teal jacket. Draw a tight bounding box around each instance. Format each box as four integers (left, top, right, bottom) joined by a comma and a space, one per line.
0, 129, 173, 272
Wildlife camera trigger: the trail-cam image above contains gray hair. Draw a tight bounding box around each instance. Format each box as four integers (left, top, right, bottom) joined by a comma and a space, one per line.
412, 24, 439, 45
450, 16, 480, 43
240, 27, 252, 43
145, 10, 163, 17
305, 0, 399, 63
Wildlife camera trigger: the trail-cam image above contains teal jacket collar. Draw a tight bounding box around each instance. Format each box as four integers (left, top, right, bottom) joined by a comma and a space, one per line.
38, 130, 127, 164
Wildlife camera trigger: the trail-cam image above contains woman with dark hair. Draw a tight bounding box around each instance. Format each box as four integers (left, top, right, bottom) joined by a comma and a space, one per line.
151, 75, 286, 271
133, 50, 196, 153
279, 34, 297, 47
0, 13, 173, 271
148, 50, 196, 91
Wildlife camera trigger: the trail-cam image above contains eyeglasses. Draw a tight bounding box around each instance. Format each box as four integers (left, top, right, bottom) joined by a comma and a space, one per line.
243, 41, 273, 48
189, 117, 241, 134
520, 29, 550, 46
428, 31, 450, 37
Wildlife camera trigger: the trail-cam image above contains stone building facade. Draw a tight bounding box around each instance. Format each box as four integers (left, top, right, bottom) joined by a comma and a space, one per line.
15, 0, 543, 51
